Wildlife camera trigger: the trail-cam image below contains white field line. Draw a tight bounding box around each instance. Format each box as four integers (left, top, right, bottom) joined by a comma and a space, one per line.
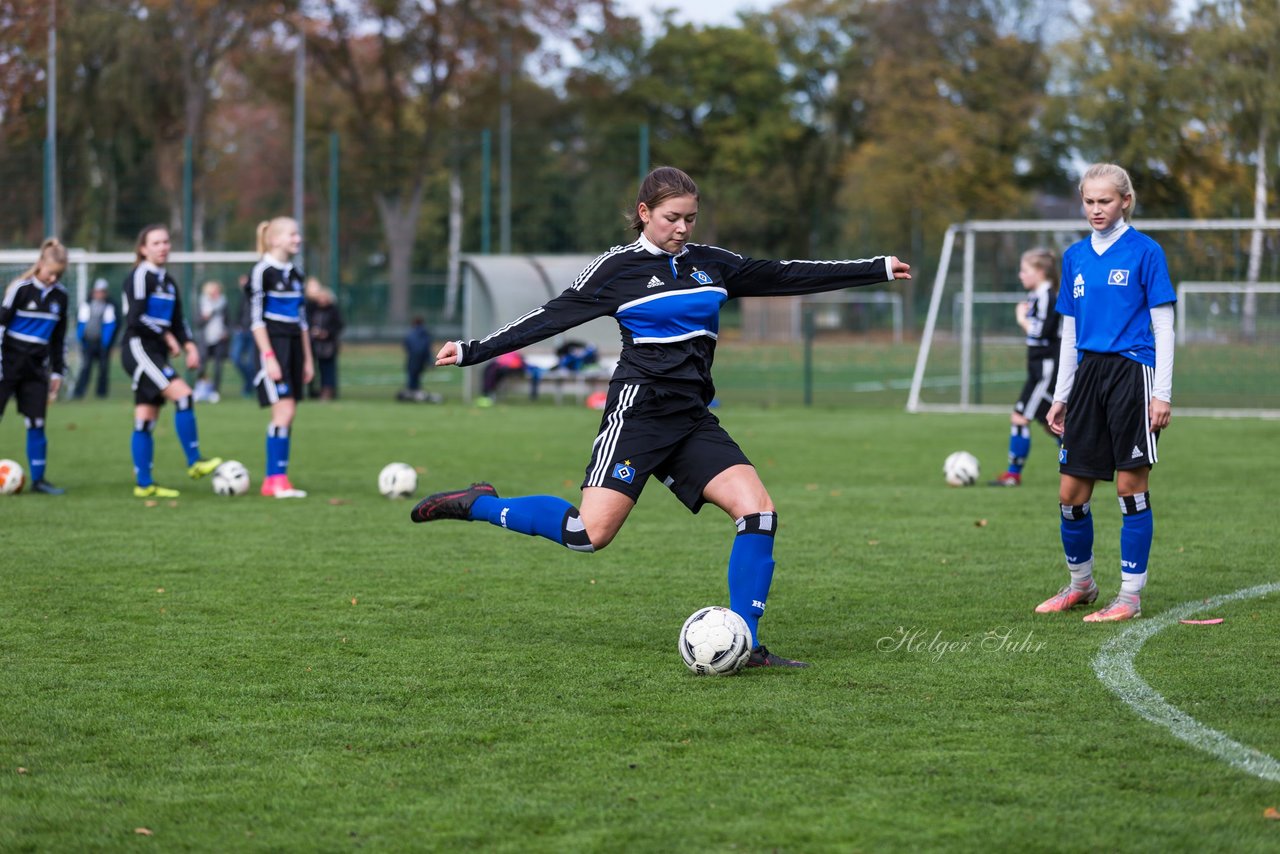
1093, 582, 1280, 783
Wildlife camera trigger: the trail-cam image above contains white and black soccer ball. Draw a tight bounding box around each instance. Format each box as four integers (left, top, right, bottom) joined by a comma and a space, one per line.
0, 458, 25, 495
679, 606, 753, 676
378, 462, 418, 499
943, 451, 980, 487
211, 460, 251, 496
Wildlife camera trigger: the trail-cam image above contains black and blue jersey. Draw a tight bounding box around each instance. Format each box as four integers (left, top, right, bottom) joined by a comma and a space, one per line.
122, 262, 192, 347
247, 256, 308, 339
0, 278, 70, 379
457, 234, 896, 393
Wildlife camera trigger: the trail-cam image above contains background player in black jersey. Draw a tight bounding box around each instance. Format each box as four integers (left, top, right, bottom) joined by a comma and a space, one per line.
0, 238, 71, 494
247, 217, 313, 498
121, 225, 222, 498
990, 247, 1060, 487
411, 166, 911, 668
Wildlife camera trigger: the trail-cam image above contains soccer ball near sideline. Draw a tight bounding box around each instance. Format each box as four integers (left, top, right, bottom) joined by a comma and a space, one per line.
943, 451, 980, 487
0, 459, 25, 495
211, 460, 251, 496
679, 606, 753, 676
378, 462, 418, 499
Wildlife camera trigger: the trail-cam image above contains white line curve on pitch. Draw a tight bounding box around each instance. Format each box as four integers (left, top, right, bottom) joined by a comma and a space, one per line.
1093, 581, 1280, 783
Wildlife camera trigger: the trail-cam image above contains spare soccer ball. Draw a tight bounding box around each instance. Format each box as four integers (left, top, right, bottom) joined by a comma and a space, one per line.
943, 451, 980, 487
678, 606, 753, 676
378, 462, 418, 498
211, 460, 251, 496
0, 458, 25, 495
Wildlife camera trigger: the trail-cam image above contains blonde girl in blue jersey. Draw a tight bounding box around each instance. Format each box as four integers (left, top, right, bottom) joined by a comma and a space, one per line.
248, 216, 312, 498
1035, 163, 1175, 622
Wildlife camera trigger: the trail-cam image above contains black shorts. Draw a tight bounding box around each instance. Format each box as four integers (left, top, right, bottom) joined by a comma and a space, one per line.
0, 350, 50, 422
1059, 352, 1159, 481
581, 381, 750, 513
256, 335, 305, 406
121, 336, 179, 406
1013, 355, 1057, 426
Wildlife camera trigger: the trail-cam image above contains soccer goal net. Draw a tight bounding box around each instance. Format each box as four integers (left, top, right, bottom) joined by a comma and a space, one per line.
907, 219, 1280, 418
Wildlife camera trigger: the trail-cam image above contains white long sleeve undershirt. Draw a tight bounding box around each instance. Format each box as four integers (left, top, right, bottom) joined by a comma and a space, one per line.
1053, 304, 1176, 404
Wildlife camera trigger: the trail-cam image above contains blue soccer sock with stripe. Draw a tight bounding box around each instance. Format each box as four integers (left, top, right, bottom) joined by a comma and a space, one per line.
25, 418, 47, 482
132, 418, 156, 487
174, 395, 200, 465
470, 494, 595, 553
266, 424, 290, 477
728, 512, 777, 648
1118, 492, 1153, 600
1007, 424, 1031, 475
1060, 501, 1095, 589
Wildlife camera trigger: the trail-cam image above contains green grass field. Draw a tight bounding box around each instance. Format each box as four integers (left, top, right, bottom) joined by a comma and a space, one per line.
2, 349, 1279, 851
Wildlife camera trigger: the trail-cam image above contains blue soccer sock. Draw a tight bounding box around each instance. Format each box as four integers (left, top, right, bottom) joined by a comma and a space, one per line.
266, 424, 290, 477
132, 419, 156, 487
174, 395, 200, 465
728, 512, 777, 649
1008, 425, 1032, 474
1119, 492, 1153, 599
25, 419, 47, 482
1060, 501, 1095, 588
470, 494, 595, 552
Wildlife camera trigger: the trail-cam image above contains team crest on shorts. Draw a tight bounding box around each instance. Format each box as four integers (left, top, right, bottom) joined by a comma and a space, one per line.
162, 366, 176, 378
612, 461, 636, 483
1059, 448, 1068, 464
277, 382, 291, 395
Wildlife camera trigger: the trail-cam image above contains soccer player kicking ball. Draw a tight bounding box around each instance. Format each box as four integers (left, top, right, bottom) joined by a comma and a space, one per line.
410, 166, 912, 667
1036, 163, 1175, 622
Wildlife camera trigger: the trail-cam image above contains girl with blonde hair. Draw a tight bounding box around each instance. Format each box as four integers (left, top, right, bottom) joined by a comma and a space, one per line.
246, 216, 313, 498
0, 238, 72, 494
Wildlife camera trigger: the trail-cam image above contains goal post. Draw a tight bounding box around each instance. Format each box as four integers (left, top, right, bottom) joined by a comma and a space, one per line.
908, 219, 1280, 418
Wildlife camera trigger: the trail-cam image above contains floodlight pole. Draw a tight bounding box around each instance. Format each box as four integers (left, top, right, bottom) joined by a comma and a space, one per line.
293, 34, 306, 247
44, 0, 57, 238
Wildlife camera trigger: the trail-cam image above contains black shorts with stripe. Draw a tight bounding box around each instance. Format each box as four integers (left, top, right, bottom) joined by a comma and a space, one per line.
581, 381, 750, 513
1013, 354, 1057, 426
0, 349, 50, 421
1059, 352, 1159, 481
256, 334, 305, 407
121, 336, 179, 406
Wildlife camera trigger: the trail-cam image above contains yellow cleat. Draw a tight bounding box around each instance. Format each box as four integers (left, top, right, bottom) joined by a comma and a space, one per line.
134, 484, 180, 498
188, 457, 224, 479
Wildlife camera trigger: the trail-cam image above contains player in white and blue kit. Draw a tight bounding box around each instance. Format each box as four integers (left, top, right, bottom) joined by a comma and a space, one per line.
409, 167, 912, 667
247, 216, 313, 498
1035, 164, 1175, 622
0, 238, 71, 494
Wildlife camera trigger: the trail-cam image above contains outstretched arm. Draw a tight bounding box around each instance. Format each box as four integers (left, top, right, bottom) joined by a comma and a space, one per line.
438, 288, 610, 368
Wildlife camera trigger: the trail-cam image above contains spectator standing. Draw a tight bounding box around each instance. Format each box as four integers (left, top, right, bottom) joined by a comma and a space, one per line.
305, 278, 344, 400
194, 280, 229, 403
73, 279, 117, 399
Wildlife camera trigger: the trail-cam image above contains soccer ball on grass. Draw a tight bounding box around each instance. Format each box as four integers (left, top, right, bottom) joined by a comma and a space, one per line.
943, 451, 980, 487
679, 606, 753, 676
211, 460, 251, 496
0, 458, 25, 494
378, 462, 418, 498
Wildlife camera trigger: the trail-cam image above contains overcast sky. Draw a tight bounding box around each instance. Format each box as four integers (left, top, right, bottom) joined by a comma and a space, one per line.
615, 0, 775, 31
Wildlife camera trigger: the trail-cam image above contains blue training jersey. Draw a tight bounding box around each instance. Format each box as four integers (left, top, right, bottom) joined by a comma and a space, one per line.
1056, 227, 1175, 367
